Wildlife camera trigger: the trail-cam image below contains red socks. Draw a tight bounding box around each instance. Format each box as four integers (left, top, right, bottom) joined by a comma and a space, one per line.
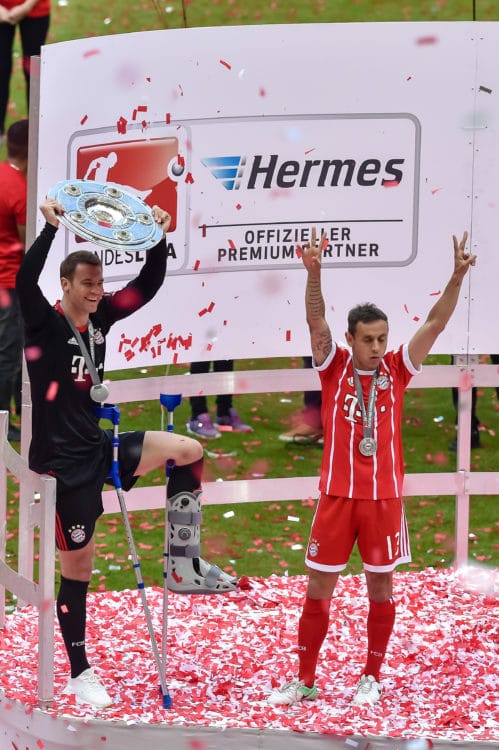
297, 596, 396, 686
298, 596, 330, 687
364, 598, 396, 681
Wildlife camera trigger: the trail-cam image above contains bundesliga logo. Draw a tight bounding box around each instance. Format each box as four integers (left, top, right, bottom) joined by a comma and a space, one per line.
76, 136, 183, 232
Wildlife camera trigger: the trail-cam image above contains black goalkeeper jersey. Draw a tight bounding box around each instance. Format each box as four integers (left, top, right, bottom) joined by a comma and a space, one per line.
16, 223, 167, 488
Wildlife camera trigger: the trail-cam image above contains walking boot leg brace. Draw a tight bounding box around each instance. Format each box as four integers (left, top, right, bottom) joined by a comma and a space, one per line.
167, 490, 237, 594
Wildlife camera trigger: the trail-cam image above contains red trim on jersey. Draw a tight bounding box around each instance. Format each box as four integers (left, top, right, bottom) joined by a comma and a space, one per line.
54, 300, 89, 332
55, 512, 68, 551
317, 343, 419, 500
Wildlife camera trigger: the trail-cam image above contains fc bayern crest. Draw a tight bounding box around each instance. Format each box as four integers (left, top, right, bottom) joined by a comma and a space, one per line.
308, 541, 319, 558
377, 375, 390, 390
69, 525, 86, 544
93, 328, 105, 345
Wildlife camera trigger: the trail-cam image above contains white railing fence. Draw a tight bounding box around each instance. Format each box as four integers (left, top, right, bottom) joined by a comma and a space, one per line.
100, 363, 498, 569
0, 411, 57, 707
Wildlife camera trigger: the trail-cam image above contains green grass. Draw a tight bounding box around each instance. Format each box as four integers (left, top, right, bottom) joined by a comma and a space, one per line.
3, 0, 499, 140
95, 354, 497, 589
6, 355, 497, 605
2, 2, 498, 605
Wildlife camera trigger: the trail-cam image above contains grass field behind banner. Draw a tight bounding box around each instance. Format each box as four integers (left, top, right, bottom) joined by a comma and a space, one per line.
2, 2, 498, 605
2, 0, 499, 141
5, 354, 498, 605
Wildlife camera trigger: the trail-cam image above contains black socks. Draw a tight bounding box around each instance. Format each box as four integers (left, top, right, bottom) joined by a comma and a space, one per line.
167, 458, 204, 498
56, 575, 91, 679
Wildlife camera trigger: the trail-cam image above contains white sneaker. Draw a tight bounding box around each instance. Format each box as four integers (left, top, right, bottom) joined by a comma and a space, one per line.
63, 667, 112, 708
353, 674, 382, 706
268, 678, 318, 706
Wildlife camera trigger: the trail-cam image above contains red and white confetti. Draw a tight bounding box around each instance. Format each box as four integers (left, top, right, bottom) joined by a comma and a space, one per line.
0, 569, 497, 740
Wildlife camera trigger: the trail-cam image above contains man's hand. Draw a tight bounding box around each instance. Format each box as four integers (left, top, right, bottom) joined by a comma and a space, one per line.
407, 230, 477, 370
7, 6, 27, 22
151, 206, 171, 236
40, 198, 65, 228
453, 231, 477, 280
299, 227, 328, 277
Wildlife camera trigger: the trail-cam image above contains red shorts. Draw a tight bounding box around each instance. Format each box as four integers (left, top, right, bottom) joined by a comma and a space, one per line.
305, 493, 411, 573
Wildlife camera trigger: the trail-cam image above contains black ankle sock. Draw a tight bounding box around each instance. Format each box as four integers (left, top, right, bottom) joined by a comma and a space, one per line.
56, 575, 91, 679
167, 458, 203, 497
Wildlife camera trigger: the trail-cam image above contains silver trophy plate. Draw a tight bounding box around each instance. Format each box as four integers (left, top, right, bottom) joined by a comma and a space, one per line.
47, 179, 163, 251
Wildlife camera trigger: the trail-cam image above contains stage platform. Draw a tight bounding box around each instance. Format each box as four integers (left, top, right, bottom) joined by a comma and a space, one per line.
0, 568, 497, 750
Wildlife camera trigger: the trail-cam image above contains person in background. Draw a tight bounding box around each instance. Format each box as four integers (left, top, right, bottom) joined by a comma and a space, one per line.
269, 226, 475, 708
449, 354, 499, 451
186, 359, 253, 438
0, 118, 28, 441
278, 356, 323, 444
0, 0, 50, 142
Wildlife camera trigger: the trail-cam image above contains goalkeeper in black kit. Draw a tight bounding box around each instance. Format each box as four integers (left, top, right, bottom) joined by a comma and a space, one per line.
16, 198, 237, 709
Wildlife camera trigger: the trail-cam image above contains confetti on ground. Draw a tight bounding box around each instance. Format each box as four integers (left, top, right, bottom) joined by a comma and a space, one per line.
1, 569, 497, 738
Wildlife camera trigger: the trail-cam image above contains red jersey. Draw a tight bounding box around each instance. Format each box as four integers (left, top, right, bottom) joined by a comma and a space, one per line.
1, 0, 50, 17
0, 161, 27, 288
317, 343, 420, 500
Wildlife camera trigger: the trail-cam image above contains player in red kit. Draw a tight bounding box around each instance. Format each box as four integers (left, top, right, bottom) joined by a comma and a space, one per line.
269, 227, 476, 707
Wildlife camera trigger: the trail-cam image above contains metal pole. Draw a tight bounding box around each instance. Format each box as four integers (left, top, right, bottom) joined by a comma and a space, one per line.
95, 404, 172, 708
159, 394, 182, 673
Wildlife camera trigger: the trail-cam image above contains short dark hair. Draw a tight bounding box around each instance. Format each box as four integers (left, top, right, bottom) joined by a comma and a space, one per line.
347, 303, 388, 335
60, 251, 102, 281
7, 119, 29, 160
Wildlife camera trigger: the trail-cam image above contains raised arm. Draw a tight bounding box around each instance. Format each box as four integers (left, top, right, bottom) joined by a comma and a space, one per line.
300, 227, 332, 366
104, 206, 171, 322
16, 199, 64, 329
408, 231, 476, 370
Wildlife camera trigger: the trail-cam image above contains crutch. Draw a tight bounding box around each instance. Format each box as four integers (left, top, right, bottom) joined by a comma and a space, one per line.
95, 403, 172, 709
159, 393, 182, 675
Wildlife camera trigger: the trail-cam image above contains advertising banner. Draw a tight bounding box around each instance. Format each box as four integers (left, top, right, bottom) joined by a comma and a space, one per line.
36, 23, 495, 367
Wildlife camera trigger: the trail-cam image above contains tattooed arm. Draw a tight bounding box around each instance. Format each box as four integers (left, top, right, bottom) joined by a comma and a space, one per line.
300, 227, 332, 367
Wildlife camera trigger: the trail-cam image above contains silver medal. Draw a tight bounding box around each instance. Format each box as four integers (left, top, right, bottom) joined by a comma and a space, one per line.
353, 366, 378, 458
90, 382, 110, 403
359, 437, 377, 456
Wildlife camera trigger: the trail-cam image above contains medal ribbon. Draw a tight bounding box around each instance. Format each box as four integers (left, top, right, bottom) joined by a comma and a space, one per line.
60, 302, 101, 387
352, 365, 378, 441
